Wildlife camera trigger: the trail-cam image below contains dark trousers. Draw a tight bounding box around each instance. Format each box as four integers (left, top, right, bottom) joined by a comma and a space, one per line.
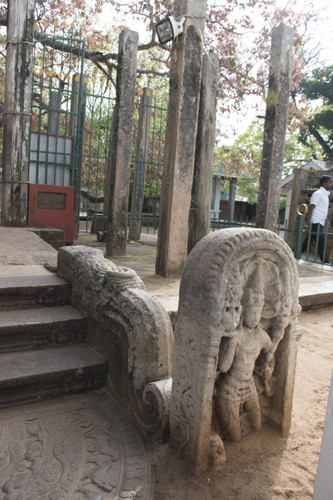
302, 223, 329, 263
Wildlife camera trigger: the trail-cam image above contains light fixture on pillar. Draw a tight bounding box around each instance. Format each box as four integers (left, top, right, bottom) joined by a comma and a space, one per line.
156, 16, 185, 44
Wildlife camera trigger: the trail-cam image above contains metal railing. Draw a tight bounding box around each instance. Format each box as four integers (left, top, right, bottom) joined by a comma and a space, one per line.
294, 214, 333, 265
210, 214, 333, 266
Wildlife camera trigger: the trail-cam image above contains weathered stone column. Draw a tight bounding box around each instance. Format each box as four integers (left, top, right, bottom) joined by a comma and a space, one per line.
255, 24, 294, 231
1, 0, 35, 226
228, 177, 237, 222
70, 74, 87, 237
49, 90, 61, 135
188, 53, 219, 253
155, 0, 208, 277
128, 87, 153, 241
287, 168, 308, 246
105, 30, 138, 257
212, 175, 221, 218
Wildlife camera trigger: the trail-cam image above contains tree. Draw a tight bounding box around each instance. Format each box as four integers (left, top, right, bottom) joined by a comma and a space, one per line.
215, 120, 263, 203
216, 116, 323, 204
0, 0, 311, 113
0, 0, 326, 192
295, 65, 333, 160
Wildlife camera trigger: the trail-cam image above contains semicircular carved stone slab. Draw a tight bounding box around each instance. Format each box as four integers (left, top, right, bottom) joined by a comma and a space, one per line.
169, 228, 300, 473
0, 391, 153, 499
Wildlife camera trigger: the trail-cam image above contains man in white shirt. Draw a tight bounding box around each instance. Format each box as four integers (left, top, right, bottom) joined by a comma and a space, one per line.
302, 175, 333, 263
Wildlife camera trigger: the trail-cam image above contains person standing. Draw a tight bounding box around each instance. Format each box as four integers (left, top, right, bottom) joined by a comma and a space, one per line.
302, 175, 333, 263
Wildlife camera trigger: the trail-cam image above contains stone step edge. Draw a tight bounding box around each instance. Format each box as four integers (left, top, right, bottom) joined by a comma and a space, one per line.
0, 345, 107, 384
0, 345, 108, 409
0, 305, 86, 328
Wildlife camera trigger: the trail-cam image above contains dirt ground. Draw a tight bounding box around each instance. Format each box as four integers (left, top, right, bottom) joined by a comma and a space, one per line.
148, 305, 333, 500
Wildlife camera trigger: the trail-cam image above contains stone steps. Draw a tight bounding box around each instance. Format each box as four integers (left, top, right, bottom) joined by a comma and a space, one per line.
0, 273, 70, 310
0, 345, 107, 408
0, 265, 108, 408
0, 305, 87, 353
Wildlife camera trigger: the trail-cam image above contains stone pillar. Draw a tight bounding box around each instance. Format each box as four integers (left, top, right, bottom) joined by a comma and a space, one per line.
105, 30, 138, 257
128, 87, 153, 241
49, 90, 61, 135
70, 74, 87, 237
255, 24, 294, 231
212, 176, 221, 217
287, 168, 308, 246
188, 53, 219, 253
228, 177, 237, 222
156, 0, 208, 277
1, 0, 35, 226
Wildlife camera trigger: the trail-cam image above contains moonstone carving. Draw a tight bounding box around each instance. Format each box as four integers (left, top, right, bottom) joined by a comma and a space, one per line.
169, 228, 299, 472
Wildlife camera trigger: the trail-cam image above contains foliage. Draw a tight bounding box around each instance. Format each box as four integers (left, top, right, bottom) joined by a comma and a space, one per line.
215, 116, 323, 204
294, 65, 333, 160
82, 86, 115, 194
109, 0, 309, 112
214, 120, 262, 203
0, 0, 312, 113
0, 0, 328, 206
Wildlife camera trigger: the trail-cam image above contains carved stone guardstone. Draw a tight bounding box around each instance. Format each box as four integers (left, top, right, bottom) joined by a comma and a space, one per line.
169, 228, 300, 472
57, 246, 173, 437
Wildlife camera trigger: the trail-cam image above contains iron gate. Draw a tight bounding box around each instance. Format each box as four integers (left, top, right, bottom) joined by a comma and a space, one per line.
29, 24, 168, 238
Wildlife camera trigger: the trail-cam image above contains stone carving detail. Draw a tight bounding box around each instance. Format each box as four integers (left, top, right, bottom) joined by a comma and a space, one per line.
169, 228, 300, 472
0, 392, 152, 499
57, 246, 173, 437
142, 378, 173, 439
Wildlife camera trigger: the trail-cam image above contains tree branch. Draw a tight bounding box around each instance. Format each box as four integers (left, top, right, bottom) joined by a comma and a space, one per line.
307, 123, 333, 160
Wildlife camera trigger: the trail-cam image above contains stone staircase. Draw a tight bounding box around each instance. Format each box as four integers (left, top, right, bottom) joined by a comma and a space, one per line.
0, 265, 108, 408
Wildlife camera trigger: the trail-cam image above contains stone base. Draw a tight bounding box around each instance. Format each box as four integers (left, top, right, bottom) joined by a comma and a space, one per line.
29, 227, 66, 250
0, 390, 153, 499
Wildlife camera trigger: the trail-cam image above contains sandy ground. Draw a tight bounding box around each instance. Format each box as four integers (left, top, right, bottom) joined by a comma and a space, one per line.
149, 305, 333, 500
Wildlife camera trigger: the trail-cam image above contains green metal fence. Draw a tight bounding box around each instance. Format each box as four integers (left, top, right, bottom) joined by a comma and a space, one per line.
30, 24, 332, 265
29, 24, 168, 237
30, 25, 87, 231
30, 29, 86, 187
79, 82, 115, 233
294, 215, 333, 265
129, 94, 167, 235
211, 214, 333, 266
210, 215, 291, 240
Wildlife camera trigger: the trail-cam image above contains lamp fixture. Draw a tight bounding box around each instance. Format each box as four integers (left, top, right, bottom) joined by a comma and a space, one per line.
156, 16, 185, 44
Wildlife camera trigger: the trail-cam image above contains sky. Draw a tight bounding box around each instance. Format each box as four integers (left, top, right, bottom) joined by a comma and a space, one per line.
101, 0, 332, 62
99, 0, 332, 144
212, 0, 333, 143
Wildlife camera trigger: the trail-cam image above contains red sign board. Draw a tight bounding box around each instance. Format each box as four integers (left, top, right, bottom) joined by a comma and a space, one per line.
28, 184, 75, 243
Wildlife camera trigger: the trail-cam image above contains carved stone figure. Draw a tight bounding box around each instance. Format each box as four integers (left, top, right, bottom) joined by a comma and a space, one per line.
169, 228, 299, 472
214, 265, 272, 442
